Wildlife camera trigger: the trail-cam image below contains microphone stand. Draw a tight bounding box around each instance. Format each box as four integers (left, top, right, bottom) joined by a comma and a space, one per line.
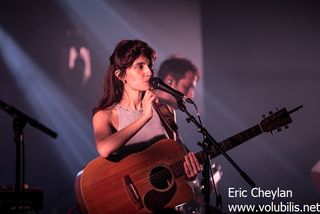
176, 98, 256, 214
0, 99, 57, 213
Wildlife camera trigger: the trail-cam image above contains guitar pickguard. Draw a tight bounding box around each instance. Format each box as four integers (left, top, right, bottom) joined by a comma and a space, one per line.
144, 182, 177, 211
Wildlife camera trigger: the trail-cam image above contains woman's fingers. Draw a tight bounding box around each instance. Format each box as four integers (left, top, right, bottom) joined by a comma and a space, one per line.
144, 90, 156, 102
189, 152, 201, 172
184, 152, 201, 178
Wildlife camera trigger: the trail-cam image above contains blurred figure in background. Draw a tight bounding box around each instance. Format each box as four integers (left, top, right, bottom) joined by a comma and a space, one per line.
157, 56, 199, 109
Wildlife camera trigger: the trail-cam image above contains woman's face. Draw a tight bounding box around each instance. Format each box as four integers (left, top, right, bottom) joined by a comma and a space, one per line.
123, 55, 153, 91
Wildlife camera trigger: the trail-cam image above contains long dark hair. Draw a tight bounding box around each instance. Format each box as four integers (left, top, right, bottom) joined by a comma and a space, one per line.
93, 40, 156, 114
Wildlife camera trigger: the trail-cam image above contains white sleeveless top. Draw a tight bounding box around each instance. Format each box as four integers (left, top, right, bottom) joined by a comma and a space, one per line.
115, 104, 166, 147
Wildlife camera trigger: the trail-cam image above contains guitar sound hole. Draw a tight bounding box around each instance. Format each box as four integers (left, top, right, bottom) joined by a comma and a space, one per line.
150, 166, 173, 190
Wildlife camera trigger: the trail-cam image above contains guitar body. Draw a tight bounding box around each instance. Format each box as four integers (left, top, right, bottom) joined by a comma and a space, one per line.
75, 139, 193, 214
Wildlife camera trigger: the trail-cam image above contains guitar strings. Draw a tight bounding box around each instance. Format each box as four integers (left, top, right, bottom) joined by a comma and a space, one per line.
132, 164, 186, 194
135, 172, 174, 194
135, 164, 183, 187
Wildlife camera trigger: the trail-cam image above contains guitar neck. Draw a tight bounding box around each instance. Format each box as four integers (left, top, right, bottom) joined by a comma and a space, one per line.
198, 124, 263, 162
170, 124, 263, 178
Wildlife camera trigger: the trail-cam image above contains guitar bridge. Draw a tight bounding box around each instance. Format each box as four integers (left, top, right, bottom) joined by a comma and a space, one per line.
123, 175, 143, 209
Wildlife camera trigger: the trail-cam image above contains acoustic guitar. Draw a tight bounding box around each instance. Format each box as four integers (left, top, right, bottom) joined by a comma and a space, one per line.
74, 106, 300, 213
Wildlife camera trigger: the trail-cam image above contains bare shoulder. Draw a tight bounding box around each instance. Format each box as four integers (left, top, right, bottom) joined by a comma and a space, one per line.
93, 109, 111, 123
92, 105, 119, 129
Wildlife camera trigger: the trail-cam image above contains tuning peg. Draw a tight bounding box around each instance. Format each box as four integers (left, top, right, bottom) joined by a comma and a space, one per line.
285, 125, 289, 129
262, 114, 266, 118
270, 131, 274, 135
276, 107, 279, 111
269, 111, 273, 115
277, 128, 281, 132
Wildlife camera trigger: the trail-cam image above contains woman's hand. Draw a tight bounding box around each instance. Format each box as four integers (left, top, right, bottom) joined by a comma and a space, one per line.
142, 90, 156, 120
184, 152, 202, 181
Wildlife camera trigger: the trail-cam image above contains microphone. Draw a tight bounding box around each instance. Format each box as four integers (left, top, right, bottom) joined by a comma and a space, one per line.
149, 77, 193, 103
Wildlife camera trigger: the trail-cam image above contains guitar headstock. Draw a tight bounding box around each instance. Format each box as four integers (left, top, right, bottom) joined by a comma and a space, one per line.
260, 108, 293, 133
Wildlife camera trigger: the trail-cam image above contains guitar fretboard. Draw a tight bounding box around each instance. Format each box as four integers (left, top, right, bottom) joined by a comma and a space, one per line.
170, 124, 263, 178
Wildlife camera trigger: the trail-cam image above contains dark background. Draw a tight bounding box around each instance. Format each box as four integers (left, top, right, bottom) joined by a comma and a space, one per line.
202, 0, 320, 208
1, 0, 319, 213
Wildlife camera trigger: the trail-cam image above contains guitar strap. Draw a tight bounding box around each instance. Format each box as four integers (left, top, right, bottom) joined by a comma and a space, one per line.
153, 102, 190, 152
153, 102, 177, 140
